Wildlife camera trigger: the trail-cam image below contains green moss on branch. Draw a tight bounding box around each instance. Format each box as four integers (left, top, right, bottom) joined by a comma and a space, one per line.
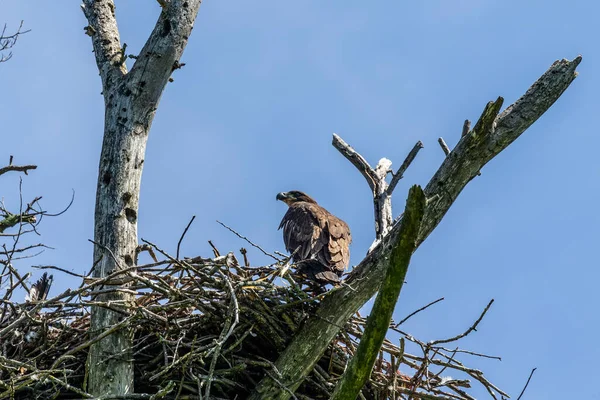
331, 185, 425, 400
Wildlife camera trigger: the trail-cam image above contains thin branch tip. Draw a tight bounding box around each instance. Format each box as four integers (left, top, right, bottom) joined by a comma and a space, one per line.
387, 140, 424, 195
516, 367, 537, 400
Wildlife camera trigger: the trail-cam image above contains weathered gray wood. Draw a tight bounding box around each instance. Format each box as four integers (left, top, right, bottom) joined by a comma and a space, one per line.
248, 56, 581, 400
332, 134, 422, 251
331, 185, 425, 400
82, 1, 202, 397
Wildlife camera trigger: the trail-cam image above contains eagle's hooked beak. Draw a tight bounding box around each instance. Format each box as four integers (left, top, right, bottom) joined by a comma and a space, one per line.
276, 192, 287, 201
277, 192, 295, 205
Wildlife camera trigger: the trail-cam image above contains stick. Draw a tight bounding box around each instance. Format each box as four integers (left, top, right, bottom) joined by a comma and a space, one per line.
516, 368, 537, 400
395, 297, 444, 327
387, 141, 424, 195
176, 215, 196, 260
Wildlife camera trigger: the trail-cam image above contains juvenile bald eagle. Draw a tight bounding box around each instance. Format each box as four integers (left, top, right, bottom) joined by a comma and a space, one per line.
276, 191, 351, 284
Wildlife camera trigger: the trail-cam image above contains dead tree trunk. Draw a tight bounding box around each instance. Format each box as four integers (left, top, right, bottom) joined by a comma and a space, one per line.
81, 1, 202, 396
249, 55, 581, 400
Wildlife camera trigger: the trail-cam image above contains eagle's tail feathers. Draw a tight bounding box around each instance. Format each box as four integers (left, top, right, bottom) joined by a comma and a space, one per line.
296, 259, 341, 284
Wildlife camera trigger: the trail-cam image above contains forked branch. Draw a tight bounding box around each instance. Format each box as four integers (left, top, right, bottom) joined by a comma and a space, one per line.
0, 21, 29, 63
333, 134, 423, 245
80, 0, 203, 397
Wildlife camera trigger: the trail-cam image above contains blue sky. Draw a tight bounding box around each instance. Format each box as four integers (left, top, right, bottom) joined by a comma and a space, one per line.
1, 1, 596, 398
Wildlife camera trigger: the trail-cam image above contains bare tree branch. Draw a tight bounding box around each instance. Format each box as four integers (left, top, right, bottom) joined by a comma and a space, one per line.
429, 299, 494, 346
217, 220, 282, 262
0, 21, 30, 63
0, 164, 37, 177
419, 56, 580, 247
387, 141, 424, 195
333, 134, 422, 246
332, 133, 378, 192
395, 296, 445, 327
248, 55, 581, 400
176, 215, 195, 260
80, 1, 126, 91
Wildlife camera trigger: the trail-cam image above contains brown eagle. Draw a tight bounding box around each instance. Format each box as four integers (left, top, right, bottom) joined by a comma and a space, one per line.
276, 191, 351, 284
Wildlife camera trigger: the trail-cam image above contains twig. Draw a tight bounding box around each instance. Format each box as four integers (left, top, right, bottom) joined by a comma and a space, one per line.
6, 263, 30, 295
204, 271, 240, 399
0, 243, 51, 256
0, 22, 30, 63
42, 189, 75, 217
516, 368, 537, 400
436, 347, 501, 361
2, 271, 30, 301
433, 347, 458, 378
429, 300, 494, 346
176, 215, 196, 259
217, 220, 281, 262
208, 240, 220, 257
395, 297, 444, 327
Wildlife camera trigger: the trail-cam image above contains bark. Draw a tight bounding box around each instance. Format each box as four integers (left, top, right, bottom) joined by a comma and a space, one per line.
248, 55, 581, 399
82, 1, 202, 396
331, 185, 425, 400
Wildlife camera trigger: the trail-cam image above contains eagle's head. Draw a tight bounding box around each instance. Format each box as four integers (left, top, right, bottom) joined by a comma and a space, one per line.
276, 191, 317, 206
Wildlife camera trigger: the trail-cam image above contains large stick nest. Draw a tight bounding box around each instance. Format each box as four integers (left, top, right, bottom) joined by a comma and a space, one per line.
1, 240, 507, 400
